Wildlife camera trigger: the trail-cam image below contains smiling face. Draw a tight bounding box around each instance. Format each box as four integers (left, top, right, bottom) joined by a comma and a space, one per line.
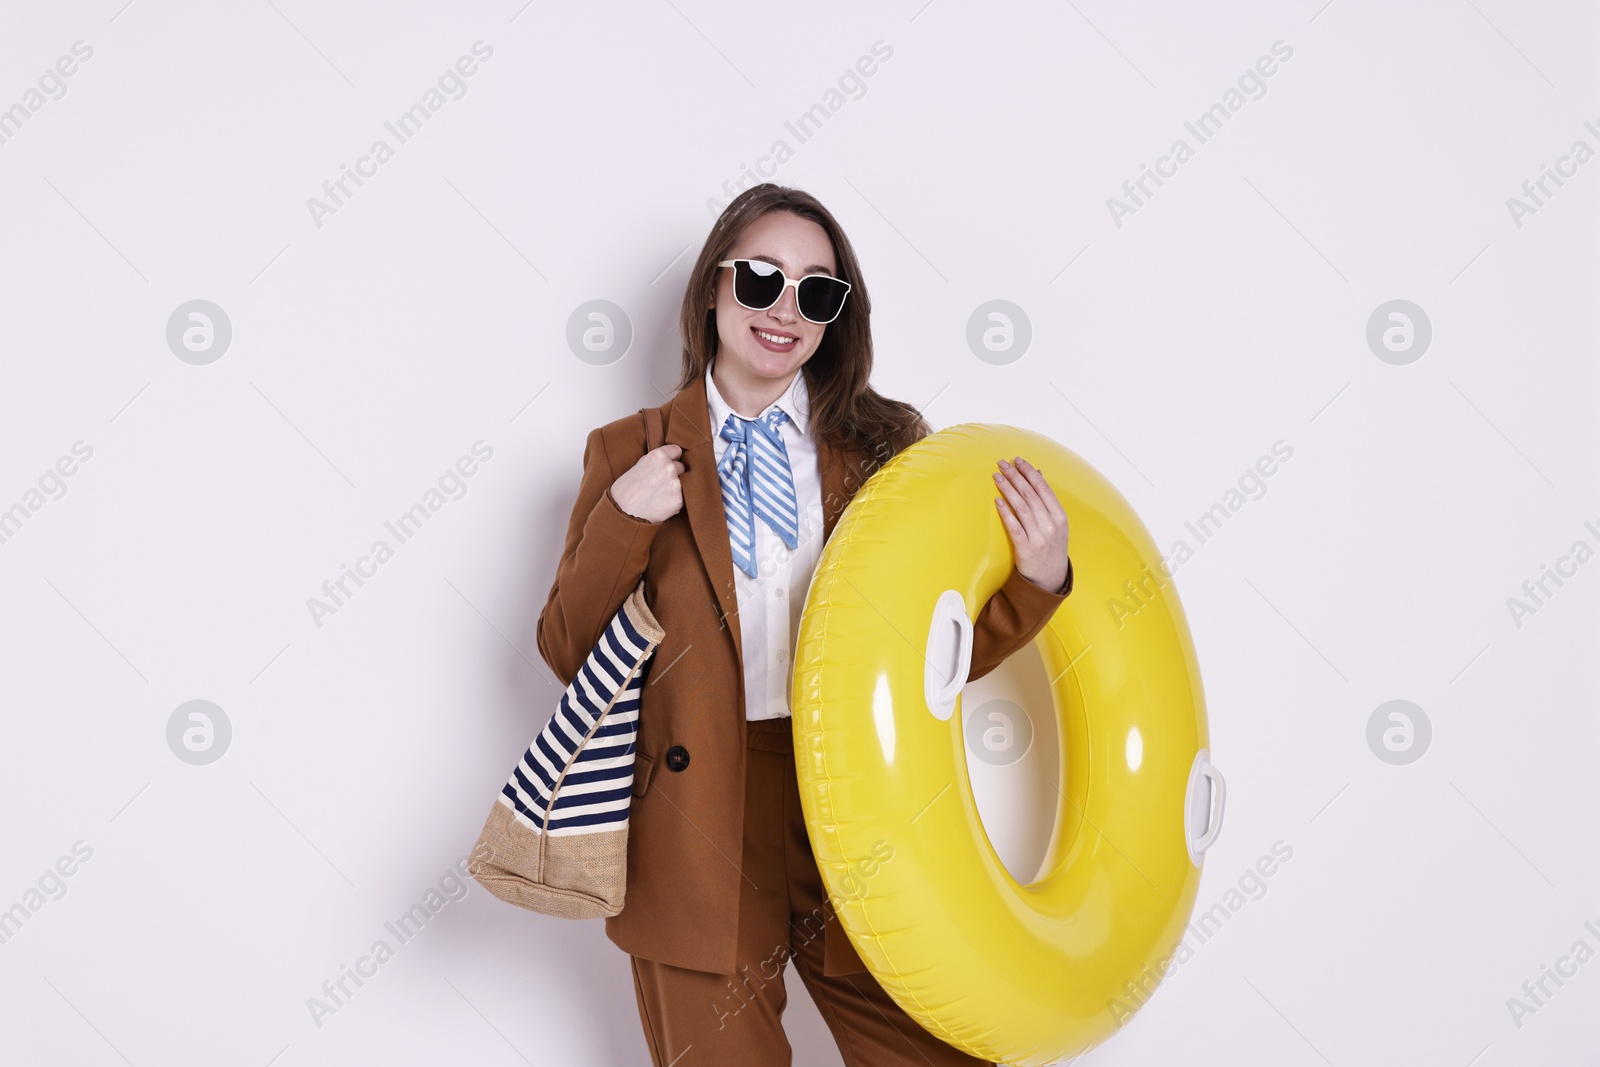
709, 209, 840, 388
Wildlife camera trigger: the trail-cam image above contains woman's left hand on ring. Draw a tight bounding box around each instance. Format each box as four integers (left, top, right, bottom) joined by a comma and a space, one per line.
993, 457, 1070, 593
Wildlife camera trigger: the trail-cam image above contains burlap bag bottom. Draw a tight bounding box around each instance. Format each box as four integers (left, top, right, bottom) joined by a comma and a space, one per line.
469, 799, 629, 919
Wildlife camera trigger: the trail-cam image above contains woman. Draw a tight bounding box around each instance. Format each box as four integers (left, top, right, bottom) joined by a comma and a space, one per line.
536, 183, 1073, 1066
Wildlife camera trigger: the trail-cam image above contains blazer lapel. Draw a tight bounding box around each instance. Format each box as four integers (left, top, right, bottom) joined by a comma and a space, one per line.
663, 371, 745, 669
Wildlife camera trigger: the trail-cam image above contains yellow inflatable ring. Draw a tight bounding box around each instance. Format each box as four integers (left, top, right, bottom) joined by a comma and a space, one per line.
792, 423, 1224, 1065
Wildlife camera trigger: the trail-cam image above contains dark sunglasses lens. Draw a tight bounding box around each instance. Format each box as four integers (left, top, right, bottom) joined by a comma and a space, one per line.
798, 277, 848, 322
733, 261, 784, 310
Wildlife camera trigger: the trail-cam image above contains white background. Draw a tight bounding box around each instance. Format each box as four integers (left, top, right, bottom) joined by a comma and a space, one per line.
0, 1, 1596, 1064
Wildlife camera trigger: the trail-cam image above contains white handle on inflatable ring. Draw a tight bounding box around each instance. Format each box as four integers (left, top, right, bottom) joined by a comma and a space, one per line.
925, 589, 974, 722
1185, 749, 1226, 867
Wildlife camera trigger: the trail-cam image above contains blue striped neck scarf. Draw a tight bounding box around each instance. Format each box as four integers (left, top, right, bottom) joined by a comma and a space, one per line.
717, 408, 799, 579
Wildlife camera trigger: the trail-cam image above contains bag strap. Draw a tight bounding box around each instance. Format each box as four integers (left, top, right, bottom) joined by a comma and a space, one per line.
640, 405, 664, 454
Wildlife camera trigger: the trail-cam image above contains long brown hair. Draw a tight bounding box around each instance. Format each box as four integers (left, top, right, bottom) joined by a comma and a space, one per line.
675, 183, 930, 473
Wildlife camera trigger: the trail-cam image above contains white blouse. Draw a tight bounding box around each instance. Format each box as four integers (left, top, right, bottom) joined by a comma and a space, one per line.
704, 358, 825, 721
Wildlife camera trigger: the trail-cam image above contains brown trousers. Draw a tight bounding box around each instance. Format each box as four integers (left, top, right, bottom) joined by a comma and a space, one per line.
628, 715, 992, 1067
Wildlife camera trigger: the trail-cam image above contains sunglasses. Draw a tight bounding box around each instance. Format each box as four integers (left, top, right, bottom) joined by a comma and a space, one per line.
716, 259, 852, 324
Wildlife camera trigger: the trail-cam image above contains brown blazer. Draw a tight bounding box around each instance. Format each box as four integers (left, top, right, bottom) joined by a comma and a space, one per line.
535, 370, 1074, 977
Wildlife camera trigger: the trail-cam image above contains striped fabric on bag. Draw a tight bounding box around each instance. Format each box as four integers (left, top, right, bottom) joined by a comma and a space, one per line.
499, 600, 659, 836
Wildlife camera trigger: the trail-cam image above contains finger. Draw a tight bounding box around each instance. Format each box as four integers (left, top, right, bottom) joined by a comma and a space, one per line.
994, 494, 1026, 542
1012, 457, 1065, 519
1002, 463, 1067, 547
996, 462, 1046, 527
1004, 465, 1047, 517
992, 470, 1038, 541
1012, 463, 1068, 541
996, 497, 1042, 572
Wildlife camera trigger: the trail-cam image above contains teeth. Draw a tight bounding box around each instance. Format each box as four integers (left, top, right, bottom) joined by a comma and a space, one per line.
755, 329, 795, 344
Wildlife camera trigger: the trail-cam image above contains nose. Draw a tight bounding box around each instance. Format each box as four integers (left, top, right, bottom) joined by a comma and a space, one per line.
767, 284, 800, 324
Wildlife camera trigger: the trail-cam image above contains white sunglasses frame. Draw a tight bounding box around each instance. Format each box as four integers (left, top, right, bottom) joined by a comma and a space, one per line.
715, 259, 853, 324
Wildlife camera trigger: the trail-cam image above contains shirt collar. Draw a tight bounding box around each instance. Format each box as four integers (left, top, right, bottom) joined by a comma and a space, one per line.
705, 358, 811, 437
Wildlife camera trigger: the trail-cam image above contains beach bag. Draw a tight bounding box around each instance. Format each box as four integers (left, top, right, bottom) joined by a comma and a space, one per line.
468, 407, 666, 918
